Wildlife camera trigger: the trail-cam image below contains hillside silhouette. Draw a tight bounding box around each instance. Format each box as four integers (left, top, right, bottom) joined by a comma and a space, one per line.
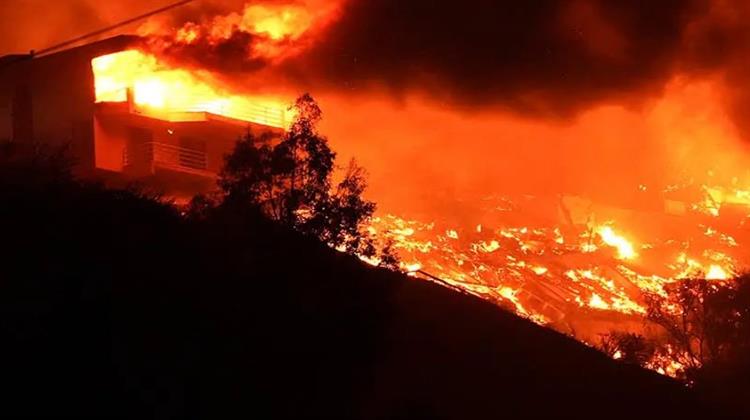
0, 147, 719, 418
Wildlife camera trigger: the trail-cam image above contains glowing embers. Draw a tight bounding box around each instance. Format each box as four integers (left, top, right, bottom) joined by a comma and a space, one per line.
92, 50, 287, 128
366, 191, 749, 327
596, 225, 637, 260
671, 251, 735, 282
706, 264, 730, 280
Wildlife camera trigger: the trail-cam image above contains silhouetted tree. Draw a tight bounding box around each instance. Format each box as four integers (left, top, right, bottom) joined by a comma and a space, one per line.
304, 159, 375, 254
643, 279, 735, 379
377, 239, 401, 270
217, 94, 390, 261
695, 275, 750, 415
600, 277, 749, 382
218, 132, 278, 214
642, 276, 750, 415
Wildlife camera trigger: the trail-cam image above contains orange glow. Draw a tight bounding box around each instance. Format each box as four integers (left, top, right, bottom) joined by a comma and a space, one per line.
588, 294, 610, 310
241, 4, 315, 40
705, 264, 730, 280
346, 78, 750, 376
142, 1, 342, 62
596, 225, 637, 260
86, 0, 750, 378
92, 50, 288, 128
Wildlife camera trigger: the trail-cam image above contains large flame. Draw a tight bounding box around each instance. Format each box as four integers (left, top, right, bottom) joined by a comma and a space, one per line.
92, 49, 288, 127
141, 1, 342, 63
208, 4, 317, 41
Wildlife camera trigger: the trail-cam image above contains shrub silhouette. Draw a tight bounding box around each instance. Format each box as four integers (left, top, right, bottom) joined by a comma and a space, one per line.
603, 276, 750, 416
215, 94, 389, 260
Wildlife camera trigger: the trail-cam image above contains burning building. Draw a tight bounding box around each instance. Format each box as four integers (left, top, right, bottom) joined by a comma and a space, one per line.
0, 34, 286, 196
4, 0, 750, 378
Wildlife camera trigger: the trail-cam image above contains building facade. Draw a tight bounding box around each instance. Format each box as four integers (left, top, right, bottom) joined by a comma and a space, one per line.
0, 35, 285, 196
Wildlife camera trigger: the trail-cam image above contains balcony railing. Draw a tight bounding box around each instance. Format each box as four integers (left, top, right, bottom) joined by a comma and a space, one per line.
95, 87, 286, 128
123, 142, 216, 178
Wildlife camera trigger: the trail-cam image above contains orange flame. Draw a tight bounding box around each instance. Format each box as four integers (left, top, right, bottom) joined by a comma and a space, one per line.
596, 225, 637, 260
92, 49, 289, 128
142, 1, 342, 62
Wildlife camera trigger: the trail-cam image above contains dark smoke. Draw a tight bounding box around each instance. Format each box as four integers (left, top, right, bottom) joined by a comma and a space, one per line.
680, 1, 750, 138
5, 0, 750, 129
147, 30, 275, 73
156, 0, 741, 121
137, 0, 750, 139
284, 0, 710, 117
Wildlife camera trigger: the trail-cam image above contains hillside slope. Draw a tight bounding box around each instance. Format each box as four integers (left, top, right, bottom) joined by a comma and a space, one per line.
0, 174, 717, 419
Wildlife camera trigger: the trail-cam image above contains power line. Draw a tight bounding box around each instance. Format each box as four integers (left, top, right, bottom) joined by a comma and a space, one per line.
34, 0, 199, 56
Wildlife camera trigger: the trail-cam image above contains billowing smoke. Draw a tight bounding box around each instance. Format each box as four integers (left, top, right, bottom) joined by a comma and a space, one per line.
128, 0, 750, 137
680, 1, 750, 139
9, 1, 750, 126
122, 0, 710, 116
289, 0, 705, 117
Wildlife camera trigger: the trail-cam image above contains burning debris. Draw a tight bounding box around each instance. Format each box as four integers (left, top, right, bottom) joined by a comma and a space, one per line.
365, 184, 748, 347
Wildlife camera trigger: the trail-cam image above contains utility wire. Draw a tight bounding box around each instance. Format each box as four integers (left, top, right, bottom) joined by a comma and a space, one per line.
34, 0, 198, 56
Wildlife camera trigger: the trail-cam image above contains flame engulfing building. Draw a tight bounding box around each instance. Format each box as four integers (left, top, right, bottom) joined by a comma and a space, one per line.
0, 35, 285, 196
